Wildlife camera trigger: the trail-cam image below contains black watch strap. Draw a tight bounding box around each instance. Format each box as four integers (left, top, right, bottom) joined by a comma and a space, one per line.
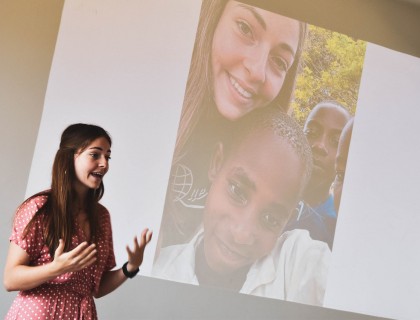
122, 261, 139, 278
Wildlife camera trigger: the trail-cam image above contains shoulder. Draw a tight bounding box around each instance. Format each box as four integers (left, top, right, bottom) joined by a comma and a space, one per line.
21, 193, 48, 210
276, 230, 331, 305
10, 193, 49, 254
153, 232, 202, 275
314, 195, 336, 219
97, 203, 111, 219
285, 228, 330, 249
279, 229, 331, 264
96, 203, 113, 235
152, 242, 194, 280
14, 193, 49, 223
97, 202, 109, 212
157, 243, 189, 262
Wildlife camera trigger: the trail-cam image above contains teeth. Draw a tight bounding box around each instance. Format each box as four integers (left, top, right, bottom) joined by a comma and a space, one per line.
230, 76, 252, 98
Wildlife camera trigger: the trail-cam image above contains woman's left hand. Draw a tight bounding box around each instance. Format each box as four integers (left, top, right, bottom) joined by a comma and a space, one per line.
125, 228, 153, 272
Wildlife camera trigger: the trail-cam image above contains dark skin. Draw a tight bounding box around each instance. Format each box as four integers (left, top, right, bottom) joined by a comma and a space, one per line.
303, 103, 350, 206
201, 130, 304, 282
333, 118, 354, 213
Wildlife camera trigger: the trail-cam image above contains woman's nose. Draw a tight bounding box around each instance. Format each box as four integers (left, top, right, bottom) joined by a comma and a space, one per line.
99, 156, 109, 168
243, 47, 268, 84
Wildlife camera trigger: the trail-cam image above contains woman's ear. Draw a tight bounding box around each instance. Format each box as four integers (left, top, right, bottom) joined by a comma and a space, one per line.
208, 142, 224, 182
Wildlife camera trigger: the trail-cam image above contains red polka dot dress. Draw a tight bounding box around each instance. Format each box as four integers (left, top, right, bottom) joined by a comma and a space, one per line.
6, 195, 116, 320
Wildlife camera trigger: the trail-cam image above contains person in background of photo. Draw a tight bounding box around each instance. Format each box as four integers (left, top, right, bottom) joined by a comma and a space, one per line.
160, 0, 308, 248
3, 124, 152, 320
285, 101, 351, 249
153, 106, 330, 306
333, 118, 354, 214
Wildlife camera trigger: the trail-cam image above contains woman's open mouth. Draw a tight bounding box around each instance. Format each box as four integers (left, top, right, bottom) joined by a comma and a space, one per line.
90, 172, 104, 181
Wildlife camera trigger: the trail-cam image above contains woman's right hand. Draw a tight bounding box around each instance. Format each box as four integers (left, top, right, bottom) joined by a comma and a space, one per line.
51, 239, 97, 274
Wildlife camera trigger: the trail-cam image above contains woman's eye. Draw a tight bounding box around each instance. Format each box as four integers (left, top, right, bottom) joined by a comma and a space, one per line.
271, 55, 288, 73
228, 181, 247, 205
90, 153, 100, 160
237, 20, 253, 38
105, 155, 111, 161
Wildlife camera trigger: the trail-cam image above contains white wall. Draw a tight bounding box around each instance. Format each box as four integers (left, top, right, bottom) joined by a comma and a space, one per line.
0, 0, 64, 315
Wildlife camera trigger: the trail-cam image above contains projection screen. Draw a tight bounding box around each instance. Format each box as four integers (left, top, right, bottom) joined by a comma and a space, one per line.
25, 0, 420, 319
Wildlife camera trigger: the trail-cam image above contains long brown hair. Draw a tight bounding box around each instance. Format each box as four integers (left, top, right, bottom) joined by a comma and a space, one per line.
173, 0, 308, 163
20, 123, 112, 255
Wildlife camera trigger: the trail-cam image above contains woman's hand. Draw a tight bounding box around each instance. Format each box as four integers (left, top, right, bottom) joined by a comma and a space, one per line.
51, 239, 97, 274
125, 228, 153, 272
4, 240, 96, 292
93, 228, 153, 298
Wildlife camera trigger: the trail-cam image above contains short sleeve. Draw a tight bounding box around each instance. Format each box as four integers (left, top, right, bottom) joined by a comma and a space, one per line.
104, 212, 116, 271
97, 204, 116, 271
9, 195, 48, 261
92, 205, 117, 294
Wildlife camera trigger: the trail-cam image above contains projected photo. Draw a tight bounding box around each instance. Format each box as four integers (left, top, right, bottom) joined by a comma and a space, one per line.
152, 0, 366, 306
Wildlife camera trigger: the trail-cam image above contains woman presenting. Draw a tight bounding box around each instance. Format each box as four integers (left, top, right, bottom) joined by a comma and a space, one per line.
4, 123, 153, 319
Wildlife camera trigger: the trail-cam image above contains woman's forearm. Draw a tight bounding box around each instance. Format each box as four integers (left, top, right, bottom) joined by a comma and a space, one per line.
4, 262, 60, 292
4, 241, 97, 292
95, 230, 152, 298
94, 268, 128, 298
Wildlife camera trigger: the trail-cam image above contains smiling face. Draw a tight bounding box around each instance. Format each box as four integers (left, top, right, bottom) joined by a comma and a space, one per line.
211, 1, 300, 120
73, 137, 111, 197
202, 129, 304, 275
303, 104, 350, 192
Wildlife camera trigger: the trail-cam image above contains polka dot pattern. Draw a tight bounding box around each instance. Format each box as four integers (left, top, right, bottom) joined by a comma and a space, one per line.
6, 195, 116, 320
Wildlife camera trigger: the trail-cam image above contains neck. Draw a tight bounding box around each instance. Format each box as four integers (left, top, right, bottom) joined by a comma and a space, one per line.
303, 182, 331, 207
73, 180, 89, 202
73, 194, 87, 214
195, 240, 248, 292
